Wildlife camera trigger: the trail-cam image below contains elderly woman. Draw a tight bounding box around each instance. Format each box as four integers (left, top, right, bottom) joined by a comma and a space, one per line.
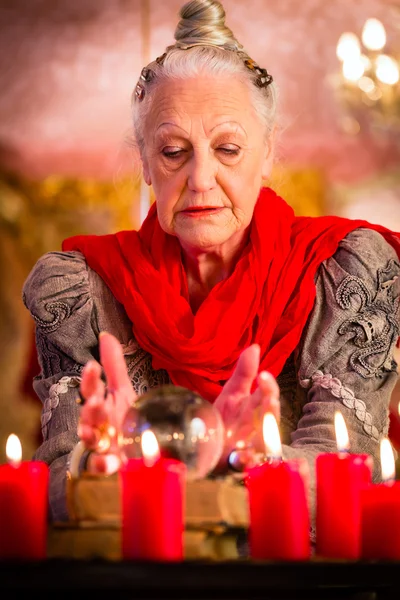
23, 0, 400, 534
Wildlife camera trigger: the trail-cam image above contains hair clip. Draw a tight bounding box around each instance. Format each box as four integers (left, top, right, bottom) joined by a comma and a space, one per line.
135, 83, 145, 101
134, 67, 155, 102
244, 58, 273, 88
140, 67, 154, 82
244, 58, 257, 70
155, 52, 167, 66
255, 67, 273, 88
136, 47, 272, 100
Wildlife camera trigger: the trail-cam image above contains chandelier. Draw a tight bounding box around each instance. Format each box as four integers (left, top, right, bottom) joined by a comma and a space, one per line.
333, 17, 400, 139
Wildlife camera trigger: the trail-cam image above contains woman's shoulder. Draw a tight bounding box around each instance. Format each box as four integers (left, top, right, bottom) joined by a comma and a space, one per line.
22, 250, 90, 315
299, 226, 400, 380
339, 225, 398, 248
22, 249, 133, 344
21, 250, 99, 374
25, 249, 88, 280
323, 226, 400, 286
318, 226, 400, 325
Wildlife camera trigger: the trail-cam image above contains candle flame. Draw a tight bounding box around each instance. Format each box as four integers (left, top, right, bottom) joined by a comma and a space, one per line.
141, 429, 160, 466
380, 437, 395, 482
334, 411, 350, 452
6, 434, 22, 465
262, 412, 282, 458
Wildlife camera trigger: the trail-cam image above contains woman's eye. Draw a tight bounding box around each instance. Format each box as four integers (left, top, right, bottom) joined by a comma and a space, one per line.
218, 146, 240, 156
162, 147, 184, 159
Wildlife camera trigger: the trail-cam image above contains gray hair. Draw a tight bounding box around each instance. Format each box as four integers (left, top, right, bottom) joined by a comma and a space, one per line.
132, 0, 278, 154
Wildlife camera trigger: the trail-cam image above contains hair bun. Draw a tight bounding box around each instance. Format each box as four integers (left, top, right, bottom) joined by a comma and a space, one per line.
174, 0, 241, 49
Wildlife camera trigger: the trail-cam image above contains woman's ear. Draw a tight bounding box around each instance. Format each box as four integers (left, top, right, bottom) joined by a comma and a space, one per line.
261, 127, 277, 180
261, 148, 274, 180
142, 156, 152, 185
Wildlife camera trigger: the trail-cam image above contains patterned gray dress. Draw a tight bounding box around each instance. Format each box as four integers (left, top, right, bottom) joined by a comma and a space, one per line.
22, 227, 400, 536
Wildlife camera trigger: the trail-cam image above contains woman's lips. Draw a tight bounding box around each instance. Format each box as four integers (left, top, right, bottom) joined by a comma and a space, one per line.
181, 206, 224, 216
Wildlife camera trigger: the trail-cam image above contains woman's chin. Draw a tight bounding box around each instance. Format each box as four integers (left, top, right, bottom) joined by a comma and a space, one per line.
175, 212, 236, 245
177, 229, 232, 252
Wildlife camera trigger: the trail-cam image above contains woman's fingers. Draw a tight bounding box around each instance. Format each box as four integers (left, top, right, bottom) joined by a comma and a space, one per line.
222, 344, 260, 397
215, 344, 260, 424
99, 332, 135, 396
77, 423, 101, 449
78, 359, 109, 448
246, 372, 280, 434
78, 398, 109, 449
228, 370, 281, 453
239, 370, 280, 423
257, 371, 281, 422
99, 332, 137, 430
77, 332, 136, 464
79, 359, 106, 403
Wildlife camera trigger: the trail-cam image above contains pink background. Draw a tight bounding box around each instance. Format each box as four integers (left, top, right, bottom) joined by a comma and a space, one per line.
0, 0, 399, 184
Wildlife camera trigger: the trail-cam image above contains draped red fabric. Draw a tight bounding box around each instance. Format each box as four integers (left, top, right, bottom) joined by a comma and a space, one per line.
62, 187, 400, 402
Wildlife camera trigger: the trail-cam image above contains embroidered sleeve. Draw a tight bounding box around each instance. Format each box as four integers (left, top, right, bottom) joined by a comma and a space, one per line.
282, 228, 400, 536
23, 251, 99, 377
293, 228, 399, 470
22, 250, 100, 521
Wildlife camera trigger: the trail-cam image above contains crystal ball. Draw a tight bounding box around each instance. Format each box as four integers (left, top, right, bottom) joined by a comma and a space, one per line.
120, 385, 225, 480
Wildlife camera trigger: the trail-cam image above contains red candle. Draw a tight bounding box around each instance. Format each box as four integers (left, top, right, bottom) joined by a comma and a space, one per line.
316, 411, 372, 559
245, 413, 311, 561
0, 434, 49, 560
361, 437, 400, 559
119, 429, 186, 561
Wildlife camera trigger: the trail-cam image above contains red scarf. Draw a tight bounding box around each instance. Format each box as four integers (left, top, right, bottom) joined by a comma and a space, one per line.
62, 187, 400, 402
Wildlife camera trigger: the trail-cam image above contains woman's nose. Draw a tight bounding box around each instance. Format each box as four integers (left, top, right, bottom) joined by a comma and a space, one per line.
187, 152, 217, 193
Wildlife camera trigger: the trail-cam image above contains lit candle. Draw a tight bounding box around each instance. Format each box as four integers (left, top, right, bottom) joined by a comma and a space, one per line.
0, 434, 49, 560
361, 437, 400, 559
245, 413, 311, 561
119, 429, 186, 561
315, 411, 372, 559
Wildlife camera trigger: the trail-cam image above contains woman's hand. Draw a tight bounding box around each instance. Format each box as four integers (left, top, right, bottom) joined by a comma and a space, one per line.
77, 331, 137, 474
214, 344, 281, 467
77, 334, 280, 475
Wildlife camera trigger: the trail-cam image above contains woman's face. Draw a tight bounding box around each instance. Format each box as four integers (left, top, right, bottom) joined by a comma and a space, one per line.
141, 75, 273, 253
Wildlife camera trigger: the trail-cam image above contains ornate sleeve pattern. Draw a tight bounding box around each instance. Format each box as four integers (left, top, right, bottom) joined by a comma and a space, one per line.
299, 257, 399, 442
22, 251, 99, 521
282, 228, 400, 536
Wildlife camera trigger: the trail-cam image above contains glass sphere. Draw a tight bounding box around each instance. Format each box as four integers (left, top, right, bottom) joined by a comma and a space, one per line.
120, 385, 225, 480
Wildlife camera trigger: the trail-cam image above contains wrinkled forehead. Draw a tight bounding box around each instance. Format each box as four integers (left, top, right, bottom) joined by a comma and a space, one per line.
144, 75, 262, 138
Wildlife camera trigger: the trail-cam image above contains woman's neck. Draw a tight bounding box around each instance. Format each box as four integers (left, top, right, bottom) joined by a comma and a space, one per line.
181, 231, 250, 313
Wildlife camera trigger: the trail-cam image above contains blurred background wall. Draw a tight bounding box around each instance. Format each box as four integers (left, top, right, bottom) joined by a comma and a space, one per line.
0, 0, 399, 461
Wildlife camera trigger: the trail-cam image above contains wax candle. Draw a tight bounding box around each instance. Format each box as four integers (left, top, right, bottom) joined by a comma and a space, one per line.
361, 437, 400, 560
315, 411, 372, 559
245, 413, 311, 561
119, 429, 186, 561
0, 434, 49, 560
